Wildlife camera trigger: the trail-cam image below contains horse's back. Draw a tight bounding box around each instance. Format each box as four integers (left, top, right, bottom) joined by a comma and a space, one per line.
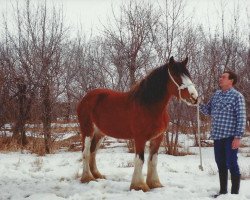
78, 89, 127, 111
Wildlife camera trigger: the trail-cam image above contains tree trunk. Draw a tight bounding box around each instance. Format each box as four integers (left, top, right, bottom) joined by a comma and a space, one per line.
173, 131, 179, 155
164, 132, 170, 154
170, 131, 174, 155
12, 78, 28, 146
129, 66, 136, 88
65, 91, 71, 122
42, 84, 52, 154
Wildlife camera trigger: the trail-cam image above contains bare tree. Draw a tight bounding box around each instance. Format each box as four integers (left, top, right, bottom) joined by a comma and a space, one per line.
103, 1, 160, 90
4, 0, 69, 153
154, 0, 189, 63
69, 34, 111, 99
0, 30, 31, 144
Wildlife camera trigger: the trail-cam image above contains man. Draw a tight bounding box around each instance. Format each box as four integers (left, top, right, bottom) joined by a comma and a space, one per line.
199, 71, 246, 197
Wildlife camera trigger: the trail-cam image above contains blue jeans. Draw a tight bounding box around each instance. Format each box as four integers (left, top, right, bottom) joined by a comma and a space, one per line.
214, 137, 240, 176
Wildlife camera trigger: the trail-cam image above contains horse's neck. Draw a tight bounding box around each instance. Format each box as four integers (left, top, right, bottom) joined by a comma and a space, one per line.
149, 93, 172, 114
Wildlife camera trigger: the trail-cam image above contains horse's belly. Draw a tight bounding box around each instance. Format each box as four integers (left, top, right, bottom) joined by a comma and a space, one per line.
94, 122, 132, 139
93, 112, 133, 139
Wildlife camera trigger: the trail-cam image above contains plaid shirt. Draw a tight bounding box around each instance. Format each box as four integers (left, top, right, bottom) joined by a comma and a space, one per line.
200, 88, 246, 140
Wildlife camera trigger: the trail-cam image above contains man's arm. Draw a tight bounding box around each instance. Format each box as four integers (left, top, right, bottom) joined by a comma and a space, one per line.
232, 94, 246, 149
234, 94, 246, 139
199, 98, 213, 116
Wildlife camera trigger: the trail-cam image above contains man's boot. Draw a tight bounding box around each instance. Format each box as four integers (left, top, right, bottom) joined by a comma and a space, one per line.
231, 175, 240, 194
213, 170, 228, 198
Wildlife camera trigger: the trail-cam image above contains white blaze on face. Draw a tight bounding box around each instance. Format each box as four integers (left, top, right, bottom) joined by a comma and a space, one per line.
181, 75, 198, 99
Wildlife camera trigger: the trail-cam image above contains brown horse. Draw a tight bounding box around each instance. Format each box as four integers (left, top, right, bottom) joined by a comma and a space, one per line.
77, 56, 198, 192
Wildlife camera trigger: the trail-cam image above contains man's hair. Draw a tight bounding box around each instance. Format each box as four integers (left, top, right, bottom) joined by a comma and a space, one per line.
223, 70, 237, 85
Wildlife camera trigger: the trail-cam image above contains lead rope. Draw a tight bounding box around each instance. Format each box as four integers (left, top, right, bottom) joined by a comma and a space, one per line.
197, 102, 204, 171
168, 68, 203, 171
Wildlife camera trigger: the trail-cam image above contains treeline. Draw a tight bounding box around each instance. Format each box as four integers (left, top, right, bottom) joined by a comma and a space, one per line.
0, 0, 249, 154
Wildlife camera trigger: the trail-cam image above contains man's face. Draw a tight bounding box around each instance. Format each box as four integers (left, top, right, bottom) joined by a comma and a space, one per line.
219, 73, 233, 89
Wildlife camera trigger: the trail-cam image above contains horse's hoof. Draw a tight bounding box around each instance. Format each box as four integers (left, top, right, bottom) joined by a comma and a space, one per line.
130, 183, 150, 192
92, 172, 106, 179
80, 174, 96, 183
147, 181, 164, 189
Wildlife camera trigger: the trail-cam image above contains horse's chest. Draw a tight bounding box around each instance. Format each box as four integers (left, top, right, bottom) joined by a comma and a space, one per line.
153, 120, 168, 133
136, 115, 168, 136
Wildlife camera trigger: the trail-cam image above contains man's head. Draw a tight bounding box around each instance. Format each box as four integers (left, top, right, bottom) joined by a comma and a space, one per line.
219, 71, 237, 91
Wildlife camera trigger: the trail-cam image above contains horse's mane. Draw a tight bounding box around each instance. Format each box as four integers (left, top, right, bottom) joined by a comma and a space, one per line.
129, 64, 169, 105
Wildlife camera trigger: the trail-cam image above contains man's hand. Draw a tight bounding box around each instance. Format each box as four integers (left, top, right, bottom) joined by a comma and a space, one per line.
232, 138, 241, 149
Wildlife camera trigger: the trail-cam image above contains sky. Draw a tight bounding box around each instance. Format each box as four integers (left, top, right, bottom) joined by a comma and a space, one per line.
0, 0, 249, 38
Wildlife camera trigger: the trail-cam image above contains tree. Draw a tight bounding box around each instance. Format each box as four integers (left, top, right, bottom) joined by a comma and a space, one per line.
154, 0, 188, 62
4, 0, 69, 153
103, 0, 159, 90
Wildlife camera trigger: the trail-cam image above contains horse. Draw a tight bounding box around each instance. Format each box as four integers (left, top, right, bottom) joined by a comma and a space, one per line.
77, 56, 198, 192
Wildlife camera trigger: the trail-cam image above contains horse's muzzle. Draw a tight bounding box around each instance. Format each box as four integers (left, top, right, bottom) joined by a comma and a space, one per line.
187, 96, 198, 105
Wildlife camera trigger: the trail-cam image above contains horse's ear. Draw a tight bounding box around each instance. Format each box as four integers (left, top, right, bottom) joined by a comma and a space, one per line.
182, 57, 188, 66
169, 56, 174, 65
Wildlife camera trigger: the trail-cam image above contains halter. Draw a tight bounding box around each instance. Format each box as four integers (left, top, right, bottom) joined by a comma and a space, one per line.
167, 67, 196, 106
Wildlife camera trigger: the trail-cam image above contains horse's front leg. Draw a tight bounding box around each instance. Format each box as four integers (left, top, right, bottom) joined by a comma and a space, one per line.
146, 134, 164, 189
130, 139, 150, 192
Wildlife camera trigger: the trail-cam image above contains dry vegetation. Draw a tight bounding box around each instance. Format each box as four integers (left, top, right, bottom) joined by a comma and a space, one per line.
0, 119, 81, 155
0, 135, 82, 156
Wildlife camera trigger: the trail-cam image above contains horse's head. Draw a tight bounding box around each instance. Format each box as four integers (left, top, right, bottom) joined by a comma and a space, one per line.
167, 56, 198, 105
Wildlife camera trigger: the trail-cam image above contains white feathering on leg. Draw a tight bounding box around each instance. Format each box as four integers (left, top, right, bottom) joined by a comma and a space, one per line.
82, 136, 91, 175
147, 154, 160, 183
131, 155, 144, 185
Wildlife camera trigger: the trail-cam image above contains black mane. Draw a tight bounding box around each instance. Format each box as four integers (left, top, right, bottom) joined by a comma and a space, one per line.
130, 64, 169, 105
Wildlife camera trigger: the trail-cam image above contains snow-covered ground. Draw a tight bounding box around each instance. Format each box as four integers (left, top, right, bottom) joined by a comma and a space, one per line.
1, 138, 250, 200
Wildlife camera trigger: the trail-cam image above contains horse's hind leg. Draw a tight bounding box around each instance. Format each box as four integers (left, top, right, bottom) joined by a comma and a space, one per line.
130, 139, 150, 192
146, 134, 164, 189
81, 135, 95, 183
89, 130, 105, 179
80, 119, 96, 183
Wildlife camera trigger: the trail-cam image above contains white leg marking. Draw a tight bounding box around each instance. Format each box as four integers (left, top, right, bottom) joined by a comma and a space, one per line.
147, 154, 159, 183
131, 155, 144, 185
82, 136, 92, 177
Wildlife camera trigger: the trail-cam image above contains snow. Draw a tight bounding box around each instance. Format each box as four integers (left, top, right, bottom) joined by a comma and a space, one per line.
1, 141, 250, 200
